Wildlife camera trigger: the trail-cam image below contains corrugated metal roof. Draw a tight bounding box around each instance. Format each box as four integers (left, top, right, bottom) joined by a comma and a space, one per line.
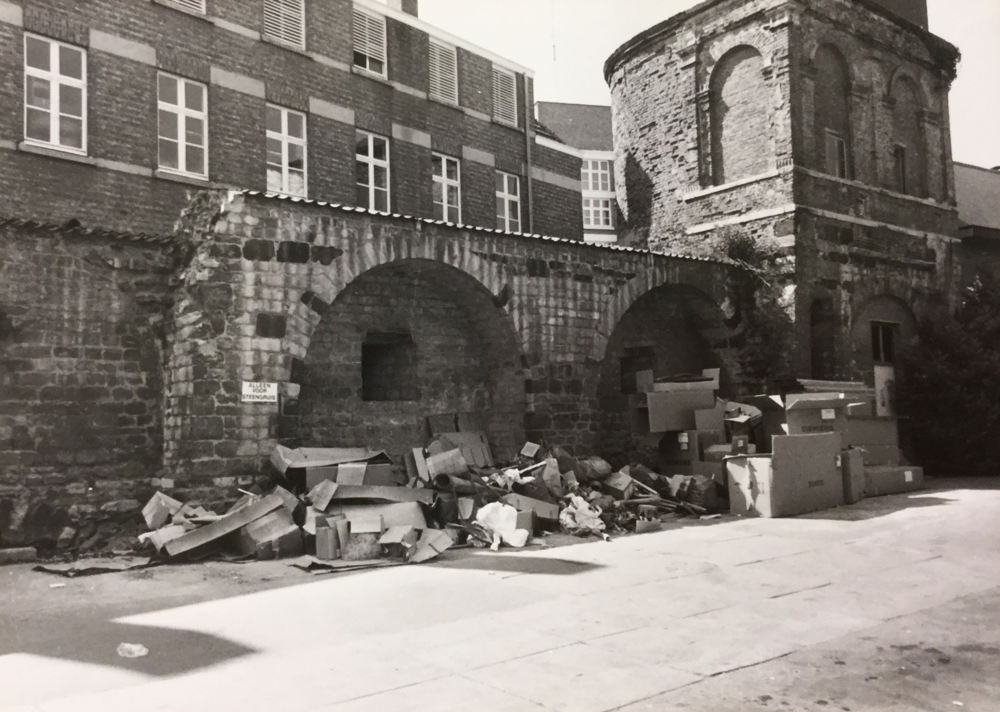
955, 162, 1000, 232
0, 216, 175, 245
232, 190, 732, 266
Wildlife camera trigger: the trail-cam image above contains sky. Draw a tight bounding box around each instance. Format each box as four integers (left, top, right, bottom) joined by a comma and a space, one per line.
420, 0, 1000, 168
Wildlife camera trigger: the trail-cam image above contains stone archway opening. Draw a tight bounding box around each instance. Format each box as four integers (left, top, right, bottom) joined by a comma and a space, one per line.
849, 294, 917, 382
595, 283, 735, 468
287, 259, 524, 463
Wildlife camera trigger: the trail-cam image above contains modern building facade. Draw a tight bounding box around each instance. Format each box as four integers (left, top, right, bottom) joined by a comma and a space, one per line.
537, 102, 618, 244
0, 0, 584, 239
605, 0, 961, 382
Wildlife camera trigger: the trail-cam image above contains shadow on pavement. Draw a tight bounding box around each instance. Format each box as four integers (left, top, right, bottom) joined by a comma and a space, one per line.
431, 553, 603, 576
1, 617, 257, 677
801, 494, 956, 521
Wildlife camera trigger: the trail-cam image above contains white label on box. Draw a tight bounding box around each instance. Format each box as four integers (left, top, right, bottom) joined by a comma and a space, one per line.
821, 408, 836, 421
904, 470, 913, 482
241, 381, 278, 403
678, 433, 689, 443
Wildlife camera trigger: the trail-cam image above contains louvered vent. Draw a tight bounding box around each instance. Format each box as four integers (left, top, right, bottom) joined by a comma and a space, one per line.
428, 39, 458, 104
162, 0, 206, 14
264, 0, 305, 50
352, 8, 387, 76
492, 66, 517, 126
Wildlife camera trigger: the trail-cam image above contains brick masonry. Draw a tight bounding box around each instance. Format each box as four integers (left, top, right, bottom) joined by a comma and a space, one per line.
0, 0, 582, 240
605, 0, 961, 380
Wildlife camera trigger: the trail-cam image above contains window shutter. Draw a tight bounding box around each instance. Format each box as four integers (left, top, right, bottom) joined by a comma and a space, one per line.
352, 8, 386, 70
264, 0, 305, 49
428, 39, 458, 104
163, 0, 206, 14
492, 66, 518, 126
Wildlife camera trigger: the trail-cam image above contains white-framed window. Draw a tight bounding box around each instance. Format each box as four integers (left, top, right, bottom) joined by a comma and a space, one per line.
23, 34, 86, 154
583, 198, 613, 229
495, 171, 520, 232
159, 0, 206, 14
157, 73, 208, 178
432, 153, 461, 223
352, 8, 387, 78
356, 131, 390, 211
582, 159, 612, 192
428, 39, 458, 104
263, 0, 305, 50
266, 105, 307, 197
824, 130, 848, 179
492, 65, 518, 126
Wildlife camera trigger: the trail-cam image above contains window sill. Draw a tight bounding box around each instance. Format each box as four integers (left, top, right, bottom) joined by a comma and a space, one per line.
150, 0, 212, 22
352, 66, 390, 85
155, 169, 210, 187
683, 169, 785, 201
262, 34, 306, 55
18, 141, 94, 165
493, 117, 522, 132
428, 94, 460, 110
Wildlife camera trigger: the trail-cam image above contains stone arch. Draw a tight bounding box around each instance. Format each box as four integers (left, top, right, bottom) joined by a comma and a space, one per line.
589, 264, 730, 365
887, 72, 927, 196
279, 222, 514, 370
709, 45, 769, 185
286, 257, 525, 463
811, 44, 853, 177
848, 293, 917, 380
594, 281, 736, 467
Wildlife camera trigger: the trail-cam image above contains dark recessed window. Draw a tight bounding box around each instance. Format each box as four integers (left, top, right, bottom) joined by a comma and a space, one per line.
871, 321, 897, 364
620, 345, 655, 394
362, 331, 418, 401
893, 145, 908, 194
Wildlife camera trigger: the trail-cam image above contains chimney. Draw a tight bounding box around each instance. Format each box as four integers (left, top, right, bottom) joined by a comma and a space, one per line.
385, 0, 418, 16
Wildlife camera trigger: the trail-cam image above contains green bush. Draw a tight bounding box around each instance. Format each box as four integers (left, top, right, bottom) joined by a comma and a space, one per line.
899, 274, 1000, 477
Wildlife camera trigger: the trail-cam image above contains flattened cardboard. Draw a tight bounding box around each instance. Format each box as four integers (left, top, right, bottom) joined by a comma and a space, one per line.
142, 492, 183, 530
230, 508, 298, 557
329, 485, 433, 505
410, 448, 430, 483
841, 448, 865, 504
520, 442, 542, 458
695, 398, 727, 433
501, 493, 559, 522
635, 519, 662, 534
304, 462, 396, 489
271, 445, 391, 475
514, 508, 536, 533
328, 502, 428, 529
165, 494, 284, 558
308, 480, 339, 511
440, 431, 494, 467
426, 449, 468, 477
337, 462, 368, 485
646, 390, 717, 432
410, 529, 454, 563
864, 465, 924, 496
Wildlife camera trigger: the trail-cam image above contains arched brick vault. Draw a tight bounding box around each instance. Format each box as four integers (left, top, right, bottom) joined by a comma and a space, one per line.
164, 191, 734, 476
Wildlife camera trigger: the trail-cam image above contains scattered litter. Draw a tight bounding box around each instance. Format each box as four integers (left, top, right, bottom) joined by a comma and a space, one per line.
34, 557, 156, 577
48, 583, 67, 589
116, 643, 149, 658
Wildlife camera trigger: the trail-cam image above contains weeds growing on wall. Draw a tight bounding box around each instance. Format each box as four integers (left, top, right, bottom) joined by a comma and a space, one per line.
899, 274, 1000, 477
721, 230, 795, 392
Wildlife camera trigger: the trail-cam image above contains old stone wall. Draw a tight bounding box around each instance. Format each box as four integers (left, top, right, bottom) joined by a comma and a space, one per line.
0, 219, 176, 550
163, 190, 734, 483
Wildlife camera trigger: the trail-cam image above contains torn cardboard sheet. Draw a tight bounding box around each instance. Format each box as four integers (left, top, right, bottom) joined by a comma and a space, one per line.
271, 445, 392, 475
34, 557, 157, 577
164, 493, 285, 558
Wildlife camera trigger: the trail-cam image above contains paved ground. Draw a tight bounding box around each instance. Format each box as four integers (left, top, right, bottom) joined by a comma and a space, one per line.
2, 478, 999, 711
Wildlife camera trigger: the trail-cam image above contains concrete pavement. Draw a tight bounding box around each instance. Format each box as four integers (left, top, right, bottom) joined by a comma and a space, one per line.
2, 478, 999, 711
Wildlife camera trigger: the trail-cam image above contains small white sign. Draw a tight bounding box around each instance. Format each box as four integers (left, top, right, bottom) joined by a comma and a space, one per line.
820, 408, 836, 421
242, 381, 278, 403
904, 470, 914, 483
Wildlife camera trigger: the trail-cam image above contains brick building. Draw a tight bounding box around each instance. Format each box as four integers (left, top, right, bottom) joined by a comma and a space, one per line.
536, 102, 618, 244
605, 0, 962, 381
0, 0, 583, 239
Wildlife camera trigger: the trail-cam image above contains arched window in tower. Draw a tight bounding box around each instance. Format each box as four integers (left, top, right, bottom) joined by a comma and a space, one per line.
890, 75, 926, 197
709, 46, 768, 186
813, 45, 851, 179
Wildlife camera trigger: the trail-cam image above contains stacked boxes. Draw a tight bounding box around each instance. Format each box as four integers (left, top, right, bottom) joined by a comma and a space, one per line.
842, 395, 923, 497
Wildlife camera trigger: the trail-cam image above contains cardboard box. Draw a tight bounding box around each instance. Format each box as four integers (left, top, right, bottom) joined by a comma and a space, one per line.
726, 432, 844, 518
328, 502, 428, 529
845, 416, 900, 465
785, 397, 848, 436
646, 390, 717, 432
695, 398, 727, 433
603, 470, 636, 500
304, 462, 396, 489
660, 429, 723, 463
703, 443, 733, 463
865, 465, 924, 496
739, 395, 786, 452
841, 448, 865, 504
439, 431, 494, 467
501, 493, 559, 523
514, 508, 536, 533
651, 368, 719, 393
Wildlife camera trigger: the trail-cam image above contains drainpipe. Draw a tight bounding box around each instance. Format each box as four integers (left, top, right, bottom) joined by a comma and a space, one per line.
523, 75, 535, 233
